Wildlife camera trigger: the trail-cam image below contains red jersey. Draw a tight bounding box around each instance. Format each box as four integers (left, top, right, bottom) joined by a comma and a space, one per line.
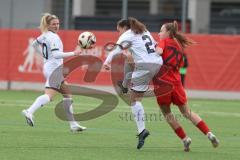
158, 38, 184, 84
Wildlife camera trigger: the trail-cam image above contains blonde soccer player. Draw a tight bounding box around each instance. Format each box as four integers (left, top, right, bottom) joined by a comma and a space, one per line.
22, 13, 86, 132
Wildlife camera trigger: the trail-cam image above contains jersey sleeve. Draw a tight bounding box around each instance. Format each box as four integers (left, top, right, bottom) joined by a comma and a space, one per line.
104, 31, 132, 64
35, 34, 44, 44
116, 31, 132, 44
104, 45, 122, 64
31, 35, 44, 54
32, 39, 42, 54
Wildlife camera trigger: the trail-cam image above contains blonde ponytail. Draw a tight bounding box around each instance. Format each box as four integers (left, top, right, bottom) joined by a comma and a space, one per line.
39, 13, 58, 33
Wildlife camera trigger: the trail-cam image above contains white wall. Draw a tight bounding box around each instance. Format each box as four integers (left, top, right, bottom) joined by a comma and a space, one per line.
73, 0, 95, 16
150, 0, 158, 15
188, 0, 211, 33
188, 0, 240, 33
212, 0, 240, 2
0, 0, 51, 28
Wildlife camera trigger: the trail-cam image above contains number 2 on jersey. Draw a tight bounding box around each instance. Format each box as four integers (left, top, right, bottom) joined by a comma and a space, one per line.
142, 35, 155, 54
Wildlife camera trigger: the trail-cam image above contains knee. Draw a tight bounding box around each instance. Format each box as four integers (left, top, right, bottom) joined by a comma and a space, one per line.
44, 94, 53, 101
178, 105, 191, 119
164, 112, 175, 123
62, 94, 72, 99
181, 111, 192, 119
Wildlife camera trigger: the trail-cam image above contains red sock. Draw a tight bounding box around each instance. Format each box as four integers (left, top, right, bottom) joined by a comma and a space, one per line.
174, 127, 186, 139
196, 120, 210, 135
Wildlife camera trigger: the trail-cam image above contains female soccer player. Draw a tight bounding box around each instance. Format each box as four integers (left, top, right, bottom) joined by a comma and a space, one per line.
103, 17, 163, 149
154, 21, 219, 151
22, 13, 86, 132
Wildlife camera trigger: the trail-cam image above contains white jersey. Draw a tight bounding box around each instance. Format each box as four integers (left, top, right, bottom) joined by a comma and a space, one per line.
117, 29, 162, 64
33, 31, 64, 89
104, 29, 163, 92
35, 31, 63, 74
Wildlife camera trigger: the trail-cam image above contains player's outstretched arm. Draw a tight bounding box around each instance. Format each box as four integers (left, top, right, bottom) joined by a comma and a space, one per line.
52, 49, 81, 59
155, 47, 163, 55
103, 45, 122, 70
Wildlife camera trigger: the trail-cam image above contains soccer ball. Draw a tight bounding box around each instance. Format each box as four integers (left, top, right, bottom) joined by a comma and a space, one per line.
78, 31, 96, 49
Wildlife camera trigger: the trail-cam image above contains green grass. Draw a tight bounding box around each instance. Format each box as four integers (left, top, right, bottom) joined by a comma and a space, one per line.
0, 90, 239, 160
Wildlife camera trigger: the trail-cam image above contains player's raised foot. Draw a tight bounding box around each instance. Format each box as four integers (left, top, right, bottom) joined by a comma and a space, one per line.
117, 80, 128, 94
207, 132, 219, 148
183, 137, 191, 152
137, 129, 150, 149
21, 109, 34, 127
70, 124, 87, 133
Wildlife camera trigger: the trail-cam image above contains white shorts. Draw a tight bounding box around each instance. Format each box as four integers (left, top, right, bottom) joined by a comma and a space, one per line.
131, 63, 161, 92
43, 65, 64, 90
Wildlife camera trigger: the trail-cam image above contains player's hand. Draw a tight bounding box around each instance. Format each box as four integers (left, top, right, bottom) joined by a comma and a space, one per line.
155, 47, 163, 55
103, 62, 111, 70
88, 44, 96, 49
74, 49, 82, 56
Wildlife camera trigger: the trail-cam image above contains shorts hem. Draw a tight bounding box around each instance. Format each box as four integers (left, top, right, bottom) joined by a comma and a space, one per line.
45, 87, 60, 92
130, 89, 146, 93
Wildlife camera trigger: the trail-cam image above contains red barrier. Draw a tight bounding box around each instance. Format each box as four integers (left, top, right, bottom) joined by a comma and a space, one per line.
0, 29, 240, 91
0, 30, 10, 81
185, 34, 240, 91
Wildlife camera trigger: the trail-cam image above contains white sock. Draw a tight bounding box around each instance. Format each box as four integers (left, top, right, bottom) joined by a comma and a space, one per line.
63, 98, 79, 127
27, 94, 50, 114
131, 101, 145, 134
207, 132, 214, 138
182, 136, 191, 142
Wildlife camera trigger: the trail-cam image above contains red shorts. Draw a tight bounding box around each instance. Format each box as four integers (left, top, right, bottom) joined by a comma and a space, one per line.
155, 82, 187, 107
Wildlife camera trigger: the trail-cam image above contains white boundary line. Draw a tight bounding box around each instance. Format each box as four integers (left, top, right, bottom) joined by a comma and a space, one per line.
1, 99, 240, 118
1, 81, 240, 100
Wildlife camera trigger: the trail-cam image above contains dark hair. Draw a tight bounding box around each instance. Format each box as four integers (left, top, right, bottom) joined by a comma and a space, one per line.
117, 17, 146, 34
164, 21, 195, 48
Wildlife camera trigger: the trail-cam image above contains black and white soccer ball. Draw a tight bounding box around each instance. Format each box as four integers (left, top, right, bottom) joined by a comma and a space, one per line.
78, 31, 96, 49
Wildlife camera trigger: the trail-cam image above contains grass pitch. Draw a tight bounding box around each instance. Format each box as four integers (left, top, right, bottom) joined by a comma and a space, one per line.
0, 90, 239, 160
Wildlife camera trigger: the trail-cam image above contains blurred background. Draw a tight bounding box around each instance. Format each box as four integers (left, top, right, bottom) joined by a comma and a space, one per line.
0, 0, 240, 99
1, 0, 240, 34
1, 2, 240, 159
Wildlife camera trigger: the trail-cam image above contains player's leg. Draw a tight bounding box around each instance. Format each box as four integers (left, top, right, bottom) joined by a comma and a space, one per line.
60, 82, 86, 132
22, 88, 55, 127
118, 54, 134, 93
129, 63, 160, 149
157, 96, 191, 152
130, 91, 145, 133
119, 62, 133, 91
178, 104, 219, 148
130, 90, 149, 149
22, 67, 62, 127
130, 71, 149, 149
173, 83, 219, 148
